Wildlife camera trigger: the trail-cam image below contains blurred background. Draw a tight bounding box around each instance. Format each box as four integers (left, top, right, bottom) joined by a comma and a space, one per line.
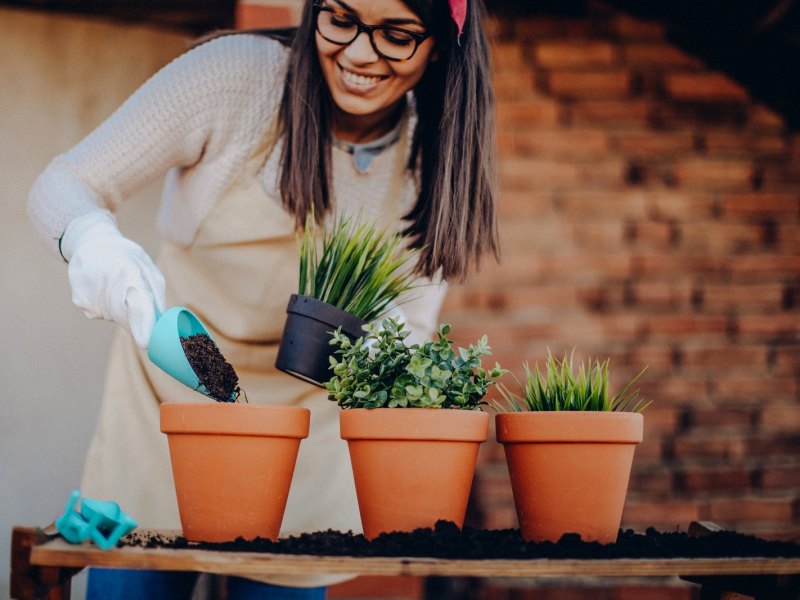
1, 0, 798, 598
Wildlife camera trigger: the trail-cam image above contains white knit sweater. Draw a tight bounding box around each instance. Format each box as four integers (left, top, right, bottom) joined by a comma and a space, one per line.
28, 33, 447, 337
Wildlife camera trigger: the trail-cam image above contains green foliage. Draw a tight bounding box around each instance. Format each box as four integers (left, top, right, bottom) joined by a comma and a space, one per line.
494, 349, 649, 413
326, 317, 507, 410
298, 217, 418, 322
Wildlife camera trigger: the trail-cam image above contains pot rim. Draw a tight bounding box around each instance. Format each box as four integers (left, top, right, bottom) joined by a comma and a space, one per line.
286, 294, 366, 337
160, 402, 310, 438
495, 411, 643, 444
340, 407, 489, 442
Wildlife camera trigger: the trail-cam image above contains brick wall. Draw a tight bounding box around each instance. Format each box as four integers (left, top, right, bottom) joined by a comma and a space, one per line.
448, 6, 800, 551
237, 1, 800, 598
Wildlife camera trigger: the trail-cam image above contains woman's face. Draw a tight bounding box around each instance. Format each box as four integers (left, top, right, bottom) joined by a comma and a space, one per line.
315, 0, 436, 134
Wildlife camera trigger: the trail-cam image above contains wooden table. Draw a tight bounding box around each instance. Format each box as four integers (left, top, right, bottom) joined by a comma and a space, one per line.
11, 523, 800, 600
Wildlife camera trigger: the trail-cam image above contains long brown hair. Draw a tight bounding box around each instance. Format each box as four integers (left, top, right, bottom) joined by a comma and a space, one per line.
278, 0, 498, 280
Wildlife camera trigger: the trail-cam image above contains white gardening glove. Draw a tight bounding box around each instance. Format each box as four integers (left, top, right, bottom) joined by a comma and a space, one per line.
60, 211, 166, 349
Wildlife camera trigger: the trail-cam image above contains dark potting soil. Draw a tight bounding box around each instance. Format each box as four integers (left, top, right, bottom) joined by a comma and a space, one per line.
123, 521, 800, 560
180, 333, 241, 402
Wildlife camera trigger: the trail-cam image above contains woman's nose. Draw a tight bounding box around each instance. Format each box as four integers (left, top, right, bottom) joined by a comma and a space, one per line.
344, 30, 380, 64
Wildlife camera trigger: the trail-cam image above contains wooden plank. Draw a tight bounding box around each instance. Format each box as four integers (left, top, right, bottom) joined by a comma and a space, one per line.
29, 536, 800, 579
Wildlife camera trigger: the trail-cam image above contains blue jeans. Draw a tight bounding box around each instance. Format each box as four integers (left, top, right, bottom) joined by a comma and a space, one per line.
86, 568, 327, 599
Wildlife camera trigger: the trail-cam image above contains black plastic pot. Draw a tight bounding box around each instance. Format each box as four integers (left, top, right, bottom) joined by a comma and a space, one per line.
275, 294, 367, 386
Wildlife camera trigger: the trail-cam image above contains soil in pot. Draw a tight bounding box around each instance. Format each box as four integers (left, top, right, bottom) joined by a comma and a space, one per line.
180, 333, 241, 402
123, 521, 800, 560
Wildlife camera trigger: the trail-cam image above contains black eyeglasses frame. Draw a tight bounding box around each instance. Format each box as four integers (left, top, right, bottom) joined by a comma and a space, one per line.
313, 4, 432, 62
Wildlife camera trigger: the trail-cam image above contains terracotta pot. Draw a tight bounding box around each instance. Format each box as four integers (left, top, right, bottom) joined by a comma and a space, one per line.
496, 411, 643, 544
160, 403, 310, 543
275, 294, 366, 386
340, 408, 489, 540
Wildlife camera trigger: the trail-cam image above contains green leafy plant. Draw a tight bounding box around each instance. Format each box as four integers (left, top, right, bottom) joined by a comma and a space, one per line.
298, 217, 418, 322
494, 349, 649, 413
326, 317, 507, 409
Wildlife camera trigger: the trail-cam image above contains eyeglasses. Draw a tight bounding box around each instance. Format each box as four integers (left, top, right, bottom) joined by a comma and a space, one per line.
313, 4, 432, 62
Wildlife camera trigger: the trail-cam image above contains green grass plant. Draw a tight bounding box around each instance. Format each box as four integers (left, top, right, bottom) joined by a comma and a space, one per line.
298, 217, 418, 322
495, 349, 649, 413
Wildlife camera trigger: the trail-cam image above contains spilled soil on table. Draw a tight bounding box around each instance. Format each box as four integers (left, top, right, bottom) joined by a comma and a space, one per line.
123, 521, 800, 559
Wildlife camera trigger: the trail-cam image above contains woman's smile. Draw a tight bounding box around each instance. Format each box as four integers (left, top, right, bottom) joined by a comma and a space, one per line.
337, 63, 389, 93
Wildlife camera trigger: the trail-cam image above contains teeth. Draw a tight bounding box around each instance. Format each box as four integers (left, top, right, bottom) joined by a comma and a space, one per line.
341, 68, 383, 87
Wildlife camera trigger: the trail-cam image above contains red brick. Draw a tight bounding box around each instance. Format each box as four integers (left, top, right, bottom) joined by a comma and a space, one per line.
721, 192, 799, 219
760, 404, 800, 433
728, 255, 800, 280
672, 158, 754, 190
621, 499, 703, 528
643, 315, 729, 337
678, 344, 767, 372
547, 70, 631, 99
534, 41, 616, 68
704, 131, 789, 158
499, 128, 609, 159
500, 157, 626, 190
679, 223, 763, 253
714, 376, 798, 404
495, 99, 561, 128
773, 346, 800, 376
626, 221, 677, 250
638, 377, 715, 406
622, 346, 678, 374
235, 4, 297, 28
492, 72, 537, 100
496, 190, 553, 219
672, 434, 748, 461
736, 314, 800, 338
746, 434, 800, 456
760, 462, 800, 489
610, 15, 666, 39
489, 42, 529, 74
629, 464, 674, 495
699, 283, 786, 312
665, 73, 750, 102
647, 192, 716, 221
571, 222, 628, 249
634, 435, 668, 463
328, 576, 424, 599
709, 496, 795, 524
622, 43, 701, 67
685, 407, 755, 429
678, 465, 754, 493
628, 281, 692, 309
613, 131, 696, 157
570, 99, 652, 127
632, 253, 727, 278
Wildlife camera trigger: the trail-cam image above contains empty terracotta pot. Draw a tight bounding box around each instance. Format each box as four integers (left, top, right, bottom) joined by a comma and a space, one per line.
496, 411, 643, 544
340, 408, 489, 540
160, 403, 310, 542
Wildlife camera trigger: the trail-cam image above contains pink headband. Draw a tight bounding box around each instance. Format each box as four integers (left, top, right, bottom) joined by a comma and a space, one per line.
448, 0, 467, 36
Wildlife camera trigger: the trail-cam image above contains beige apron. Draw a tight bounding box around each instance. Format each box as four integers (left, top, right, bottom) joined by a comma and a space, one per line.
80, 114, 413, 587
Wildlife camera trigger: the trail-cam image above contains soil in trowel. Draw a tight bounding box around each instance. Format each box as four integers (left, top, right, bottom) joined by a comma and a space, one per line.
180, 333, 241, 402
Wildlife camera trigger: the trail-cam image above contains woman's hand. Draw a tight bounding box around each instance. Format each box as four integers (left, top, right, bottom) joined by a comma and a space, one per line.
61, 211, 166, 348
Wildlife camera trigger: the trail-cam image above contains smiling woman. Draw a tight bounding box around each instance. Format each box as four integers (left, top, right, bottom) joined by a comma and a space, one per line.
315, 0, 437, 142
27, 0, 496, 598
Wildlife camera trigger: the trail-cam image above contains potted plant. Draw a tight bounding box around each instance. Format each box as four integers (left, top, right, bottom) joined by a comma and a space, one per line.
154, 307, 310, 543
493, 350, 648, 544
275, 217, 418, 386
327, 317, 506, 539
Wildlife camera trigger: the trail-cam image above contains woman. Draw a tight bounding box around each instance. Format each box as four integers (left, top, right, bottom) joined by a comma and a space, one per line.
28, 0, 497, 597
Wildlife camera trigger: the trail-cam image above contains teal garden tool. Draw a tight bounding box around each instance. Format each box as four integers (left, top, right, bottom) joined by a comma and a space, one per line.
147, 306, 221, 400
54, 489, 137, 550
